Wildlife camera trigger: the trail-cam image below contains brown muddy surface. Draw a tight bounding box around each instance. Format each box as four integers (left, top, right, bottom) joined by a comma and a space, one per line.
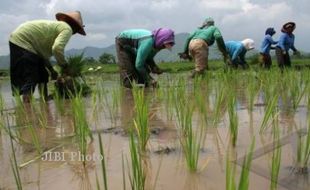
0, 73, 309, 190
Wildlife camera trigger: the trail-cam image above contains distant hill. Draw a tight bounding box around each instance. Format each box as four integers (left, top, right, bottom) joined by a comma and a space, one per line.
0, 55, 9, 69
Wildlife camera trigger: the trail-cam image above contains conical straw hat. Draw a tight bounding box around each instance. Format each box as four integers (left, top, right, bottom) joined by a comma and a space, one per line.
56, 11, 86, 35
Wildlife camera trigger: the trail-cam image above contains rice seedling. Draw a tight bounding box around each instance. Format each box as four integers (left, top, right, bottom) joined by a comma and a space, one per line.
53, 87, 65, 115
193, 76, 209, 124
97, 133, 108, 190
102, 87, 120, 126
127, 130, 146, 190
132, 84, 150, 152
270, 123, 282, 190
295, 120, 310, 174
259, 93, 279, 133
246, 72, 260, 112
71, 94, 92, 164
226, 137, 255, 190
228, 94, 238, 147
7, 116, 23, 190
226, 147, 236, 190
287, 73, 306, 112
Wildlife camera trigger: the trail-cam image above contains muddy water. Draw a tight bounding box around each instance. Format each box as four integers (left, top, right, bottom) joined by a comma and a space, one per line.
0, 73, 309, 190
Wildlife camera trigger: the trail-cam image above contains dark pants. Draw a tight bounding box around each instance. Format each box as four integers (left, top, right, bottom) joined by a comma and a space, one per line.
275, 47, 291, 69
260, 53, 272, 69
9, 42, 48, 96
115, 38, 158, 88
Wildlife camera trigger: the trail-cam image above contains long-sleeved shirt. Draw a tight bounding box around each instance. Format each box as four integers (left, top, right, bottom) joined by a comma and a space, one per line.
118, 29, 158, 82
9, 20, 73, 65
225, 41, 247, 65
276, 32, 296, 52
183, 26, 224, 53
260, 34, 277, 54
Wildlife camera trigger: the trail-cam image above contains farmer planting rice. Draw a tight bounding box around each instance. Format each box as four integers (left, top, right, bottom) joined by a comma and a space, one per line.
115, 28, 175, 88
9, 11, 86, 102
275, 21, 300, 69
225, 38, 255, 69
179, 17, 230, 78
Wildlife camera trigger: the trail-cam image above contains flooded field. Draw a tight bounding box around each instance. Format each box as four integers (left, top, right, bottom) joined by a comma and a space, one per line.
0, 69, 310, 190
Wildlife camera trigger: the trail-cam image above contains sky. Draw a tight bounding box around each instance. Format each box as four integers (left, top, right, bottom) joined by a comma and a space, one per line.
1, 0, 310, 56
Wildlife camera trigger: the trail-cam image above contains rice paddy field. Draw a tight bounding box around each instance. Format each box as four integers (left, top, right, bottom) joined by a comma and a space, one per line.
0, 63, 310, 190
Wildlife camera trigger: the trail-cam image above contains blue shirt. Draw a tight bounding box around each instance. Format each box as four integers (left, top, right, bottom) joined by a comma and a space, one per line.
277, 33, 296, 52
260, 34, 277, 54
225, 41, 247, 65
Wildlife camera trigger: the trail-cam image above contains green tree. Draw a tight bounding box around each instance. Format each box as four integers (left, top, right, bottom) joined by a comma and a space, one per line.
99, 53, 116, 64
85, 56, 98, 64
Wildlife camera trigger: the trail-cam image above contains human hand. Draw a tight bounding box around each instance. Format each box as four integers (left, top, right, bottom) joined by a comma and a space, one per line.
178, 52, 191, 60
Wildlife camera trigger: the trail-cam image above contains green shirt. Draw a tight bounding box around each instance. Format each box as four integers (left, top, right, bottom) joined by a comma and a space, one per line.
183, 26, 223, 53
118, 29, 158, 82
9, 20, 73, 65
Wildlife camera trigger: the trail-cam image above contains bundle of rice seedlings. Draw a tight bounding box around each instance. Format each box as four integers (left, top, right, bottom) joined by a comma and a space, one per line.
55, 54, 91, 98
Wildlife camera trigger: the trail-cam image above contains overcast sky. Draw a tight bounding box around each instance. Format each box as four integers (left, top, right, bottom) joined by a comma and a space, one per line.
1, 0, 309, 56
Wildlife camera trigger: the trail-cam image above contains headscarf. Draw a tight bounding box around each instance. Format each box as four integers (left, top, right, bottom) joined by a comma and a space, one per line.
265, 27, 276, 36
200, 17, 214, 29
241, 38, 255, 50
152, 28, 175, 48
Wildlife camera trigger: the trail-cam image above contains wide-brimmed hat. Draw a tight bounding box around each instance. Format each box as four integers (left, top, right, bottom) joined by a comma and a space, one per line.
56, 11, 86, 35
281, 22, 296, 33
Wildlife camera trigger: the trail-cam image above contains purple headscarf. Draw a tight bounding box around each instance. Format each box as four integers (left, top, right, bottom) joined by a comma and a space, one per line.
152, 28, 175, 48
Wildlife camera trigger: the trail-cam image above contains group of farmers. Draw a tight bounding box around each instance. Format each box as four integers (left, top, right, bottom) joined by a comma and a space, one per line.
8, 11, 299, 102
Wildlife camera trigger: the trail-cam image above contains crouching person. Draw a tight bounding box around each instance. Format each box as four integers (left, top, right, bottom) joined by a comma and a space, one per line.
225, 39, 255, 69
116, 28, 175, 88
9, 11, 86, 103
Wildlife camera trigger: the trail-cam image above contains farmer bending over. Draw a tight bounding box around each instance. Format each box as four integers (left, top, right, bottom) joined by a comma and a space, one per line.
179, 17, 230, 78
116, 28, 175, 88
225, 39, 255, 69
9, 11, 86, 102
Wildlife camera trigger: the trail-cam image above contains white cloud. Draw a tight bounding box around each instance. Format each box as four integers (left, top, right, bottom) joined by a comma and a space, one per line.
0, 0, 309, 55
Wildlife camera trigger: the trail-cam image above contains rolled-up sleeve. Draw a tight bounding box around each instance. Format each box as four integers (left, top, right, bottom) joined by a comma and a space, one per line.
52, 29, 72, 65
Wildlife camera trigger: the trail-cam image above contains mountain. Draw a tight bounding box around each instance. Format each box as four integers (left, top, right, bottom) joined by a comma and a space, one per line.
0, 55, 9, 69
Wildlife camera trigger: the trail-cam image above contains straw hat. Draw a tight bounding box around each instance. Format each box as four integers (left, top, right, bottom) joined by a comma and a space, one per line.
281, 22, 296, 33
56, 11, 86, 35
